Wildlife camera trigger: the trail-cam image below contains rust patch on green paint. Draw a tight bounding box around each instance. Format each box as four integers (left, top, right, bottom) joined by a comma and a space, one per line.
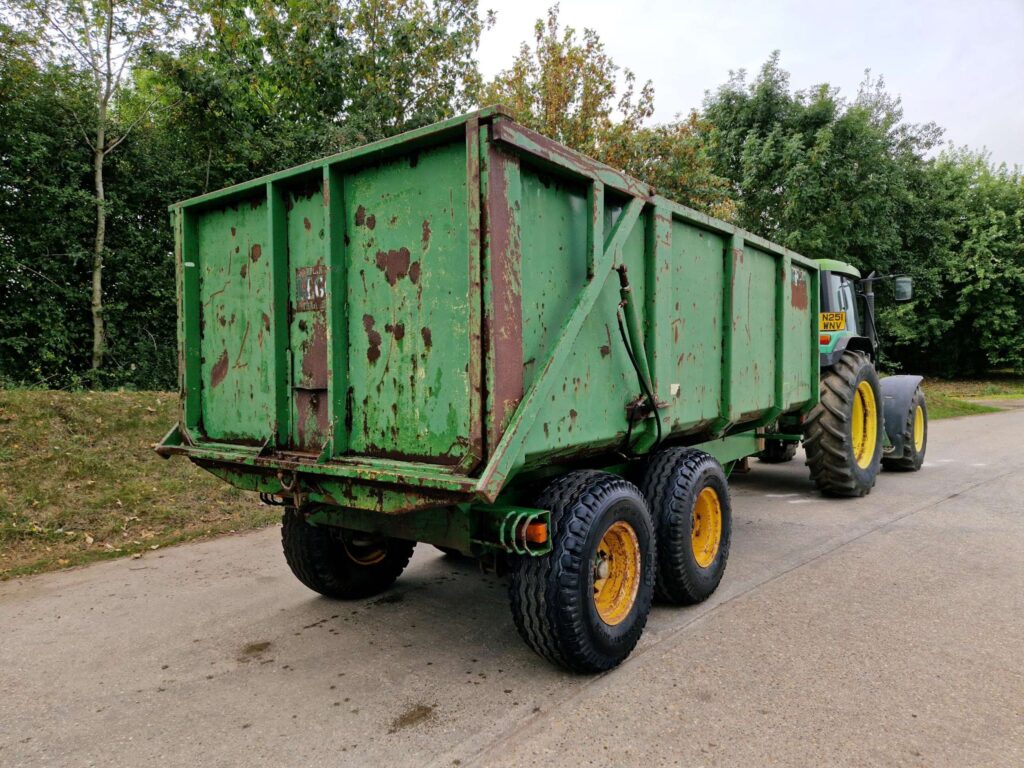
421, 219, 431, 247
375, 247, 412, 286
250, 243, 262, 262
421, 327, 432, 348
409, 260, 421, 284
791, 274, 809, 310
385, 322, 406, 341
300, 320, 328, 386
363, 314, 382, 363
354, 205, 367, 226
210, 349, 229, 388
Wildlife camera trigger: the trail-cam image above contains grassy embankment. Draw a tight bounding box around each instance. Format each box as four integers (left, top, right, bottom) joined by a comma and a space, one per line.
922, 376, 1024, 419
0, 390, 277, 579
2, 377, 1021, 579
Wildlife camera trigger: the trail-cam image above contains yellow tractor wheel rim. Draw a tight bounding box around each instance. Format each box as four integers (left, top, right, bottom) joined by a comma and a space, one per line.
592, 521, 641, 626
913, 405, 925, 452
850, 380, 878, 469
691, 487, 723, 568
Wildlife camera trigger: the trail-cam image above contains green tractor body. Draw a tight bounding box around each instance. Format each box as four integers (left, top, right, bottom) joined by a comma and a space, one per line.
765, 257, 928, 493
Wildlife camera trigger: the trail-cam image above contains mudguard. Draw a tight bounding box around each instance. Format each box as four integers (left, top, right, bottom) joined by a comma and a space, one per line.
880, 375, 923, 459
820, 334, 874, 368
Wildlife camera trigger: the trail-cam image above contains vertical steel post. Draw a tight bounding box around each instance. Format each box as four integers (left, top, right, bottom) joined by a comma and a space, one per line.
322, 165, 347, 458
266, 182, 291, 445
177, 207, 202, 432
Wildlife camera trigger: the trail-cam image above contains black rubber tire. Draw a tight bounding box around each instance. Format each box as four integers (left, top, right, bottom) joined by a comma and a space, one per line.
281, 508, 415, 599
804, 350, 883, 497
883, 387, 928, 471
640, 448, 732, 605
758, 439, 798, 464
508, 471, 655, 673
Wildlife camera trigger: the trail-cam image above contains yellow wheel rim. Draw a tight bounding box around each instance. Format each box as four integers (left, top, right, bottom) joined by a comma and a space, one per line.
850, 380, 878, 469
592, 521, 641, 626
341, 531, 388, 566
913, 405, 925, 453
691, 487, 722, 568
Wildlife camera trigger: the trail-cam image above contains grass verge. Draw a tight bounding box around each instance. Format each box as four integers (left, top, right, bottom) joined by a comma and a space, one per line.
0, 389, 278, 579
923, 375, 1024, 420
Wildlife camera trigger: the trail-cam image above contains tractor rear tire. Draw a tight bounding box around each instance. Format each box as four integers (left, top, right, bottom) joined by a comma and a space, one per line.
758, 439, 798, 464
508, 471, 655, 673
883, 386, 928, 471
281, 508, 415, 599
804, 350, 883, 497
640, 448, 732, 605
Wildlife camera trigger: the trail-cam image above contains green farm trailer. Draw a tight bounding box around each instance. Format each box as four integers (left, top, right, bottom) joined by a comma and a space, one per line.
159, 106, 825, 671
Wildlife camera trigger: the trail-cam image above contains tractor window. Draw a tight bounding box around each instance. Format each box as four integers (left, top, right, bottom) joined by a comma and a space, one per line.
835, 276, 860, 335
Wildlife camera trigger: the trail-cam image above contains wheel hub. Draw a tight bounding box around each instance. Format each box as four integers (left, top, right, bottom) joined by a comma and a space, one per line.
592, 520, 641, 626
851, 380, 878, 469
691, 486, 722, 568
340, 530, 388, 565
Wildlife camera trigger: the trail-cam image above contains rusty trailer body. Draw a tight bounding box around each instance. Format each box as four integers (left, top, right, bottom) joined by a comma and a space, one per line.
159, 107, 820, 671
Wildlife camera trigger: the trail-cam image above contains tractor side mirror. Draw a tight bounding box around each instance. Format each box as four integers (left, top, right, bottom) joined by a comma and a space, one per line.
894, 276, 913, 302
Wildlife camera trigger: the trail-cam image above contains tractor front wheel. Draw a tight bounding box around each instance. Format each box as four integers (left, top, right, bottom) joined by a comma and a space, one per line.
803, 350, 883, 497
883, 386, 928, 471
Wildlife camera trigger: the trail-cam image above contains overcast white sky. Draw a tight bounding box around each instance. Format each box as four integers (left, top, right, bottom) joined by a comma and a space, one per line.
477, 0, 1024, 168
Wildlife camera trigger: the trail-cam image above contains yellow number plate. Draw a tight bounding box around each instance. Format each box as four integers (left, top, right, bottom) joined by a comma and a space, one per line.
820, 312, 846, 332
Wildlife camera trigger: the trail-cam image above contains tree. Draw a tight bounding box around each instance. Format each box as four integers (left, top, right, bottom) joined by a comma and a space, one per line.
0, 23, 95, 384
482, 4, 653, 156
167, 0, 493, 167
5, 0, 188, 374
701, 54, 942, 264
886, 151, 1024, 375
340, 0, 494, 144
700, 53, 1024, 376
482, 4, 732, 215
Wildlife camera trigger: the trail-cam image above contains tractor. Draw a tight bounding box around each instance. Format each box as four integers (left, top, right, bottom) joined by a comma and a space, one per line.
760, 259, 928, 495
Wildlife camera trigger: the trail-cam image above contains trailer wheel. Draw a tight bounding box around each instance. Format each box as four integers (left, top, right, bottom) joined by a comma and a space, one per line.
281, 508, 415, 599
640, 448, 732, 604
883, 387, 928, 471
508, 471, 655, 672
804, 350, 883, 497
758, 439, 798, 464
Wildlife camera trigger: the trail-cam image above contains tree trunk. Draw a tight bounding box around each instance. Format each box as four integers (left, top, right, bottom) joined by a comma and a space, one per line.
91, 124, 106, 371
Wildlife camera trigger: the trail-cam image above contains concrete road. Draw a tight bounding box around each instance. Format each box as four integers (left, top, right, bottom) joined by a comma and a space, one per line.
2, 411, 1023, 768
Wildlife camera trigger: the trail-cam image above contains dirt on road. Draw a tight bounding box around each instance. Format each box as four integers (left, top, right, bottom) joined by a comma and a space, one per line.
2, 410, 1023, 768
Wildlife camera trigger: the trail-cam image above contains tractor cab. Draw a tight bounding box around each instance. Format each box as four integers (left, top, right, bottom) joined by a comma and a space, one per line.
816, 259, 871, 367
815, 258, 913, 368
